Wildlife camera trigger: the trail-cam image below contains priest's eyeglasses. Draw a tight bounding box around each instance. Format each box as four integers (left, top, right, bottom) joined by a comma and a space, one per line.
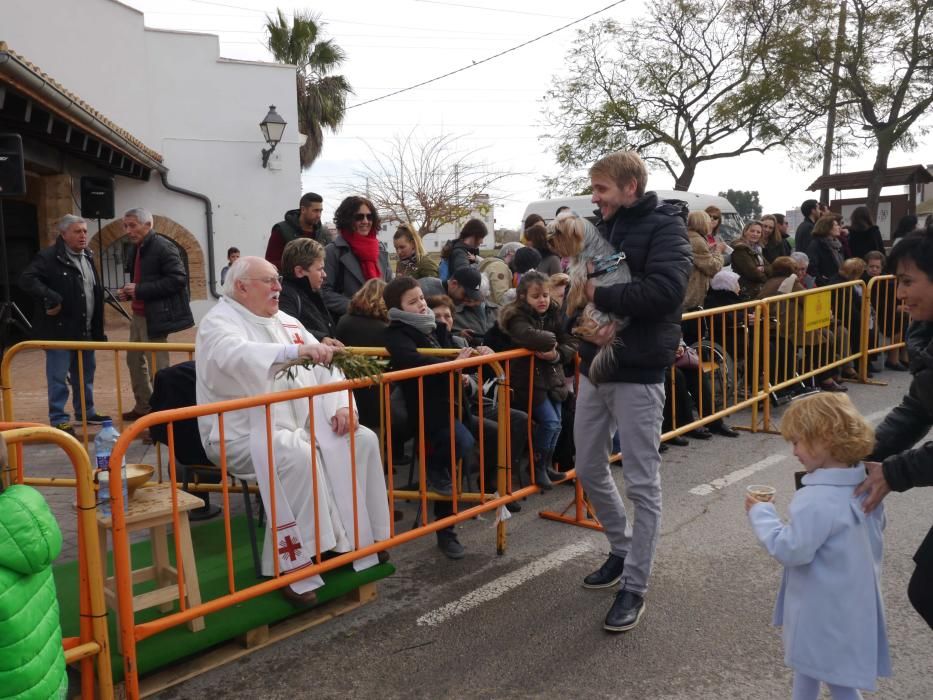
244, 275, 283, 286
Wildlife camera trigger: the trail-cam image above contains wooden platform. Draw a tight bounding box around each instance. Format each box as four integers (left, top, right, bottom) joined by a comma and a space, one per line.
117, 581, 379, 698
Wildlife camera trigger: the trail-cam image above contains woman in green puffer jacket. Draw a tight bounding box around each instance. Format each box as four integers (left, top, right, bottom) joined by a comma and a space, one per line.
0, 460, 68, 700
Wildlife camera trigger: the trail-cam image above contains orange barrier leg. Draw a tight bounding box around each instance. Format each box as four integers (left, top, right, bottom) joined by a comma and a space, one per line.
538, 469, 603, 531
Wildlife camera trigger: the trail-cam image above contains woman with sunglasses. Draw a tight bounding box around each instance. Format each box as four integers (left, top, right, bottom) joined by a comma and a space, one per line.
322, 195, 393, 319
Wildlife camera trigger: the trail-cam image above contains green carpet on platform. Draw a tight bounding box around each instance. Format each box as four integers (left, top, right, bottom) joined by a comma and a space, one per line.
53, 512, 394, 682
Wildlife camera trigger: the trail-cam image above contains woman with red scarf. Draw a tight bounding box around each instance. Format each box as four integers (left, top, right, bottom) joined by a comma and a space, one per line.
321, 195, 393, 318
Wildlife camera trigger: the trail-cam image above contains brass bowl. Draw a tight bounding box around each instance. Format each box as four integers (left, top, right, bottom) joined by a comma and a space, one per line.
125, 463, 154, 499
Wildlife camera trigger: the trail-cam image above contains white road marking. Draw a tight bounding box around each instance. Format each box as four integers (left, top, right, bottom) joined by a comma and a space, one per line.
416, 540, 593, 627
689, 405, 895, 496
689, 454, 787, 496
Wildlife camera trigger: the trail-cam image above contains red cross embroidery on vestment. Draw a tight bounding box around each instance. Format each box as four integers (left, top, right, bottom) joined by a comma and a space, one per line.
278, 535, 302, 561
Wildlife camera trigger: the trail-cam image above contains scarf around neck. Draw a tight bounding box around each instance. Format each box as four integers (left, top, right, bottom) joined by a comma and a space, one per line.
388, 307, 436, 335
341, 229, 381, 280
396, 253, 419, 278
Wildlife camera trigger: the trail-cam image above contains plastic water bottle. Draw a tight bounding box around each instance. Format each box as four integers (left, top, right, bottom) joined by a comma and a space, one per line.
94, 420, 126, 516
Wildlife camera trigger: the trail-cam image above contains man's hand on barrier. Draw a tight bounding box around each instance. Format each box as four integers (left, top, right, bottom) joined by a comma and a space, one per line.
457, 347, 478, 360
331, 407, 355, 436
855, 461, 891, 513
299, 342, 335, 365
46, 304, 62, 316
475, 345, 494, 356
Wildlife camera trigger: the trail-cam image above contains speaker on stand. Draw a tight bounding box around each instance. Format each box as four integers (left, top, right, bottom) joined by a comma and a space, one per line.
78, 175, 128, 320
80, 175, 114, 273
0, 134, 31, 353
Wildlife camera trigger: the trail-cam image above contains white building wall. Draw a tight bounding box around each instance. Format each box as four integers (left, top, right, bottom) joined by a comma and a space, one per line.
3, 0, 301, 320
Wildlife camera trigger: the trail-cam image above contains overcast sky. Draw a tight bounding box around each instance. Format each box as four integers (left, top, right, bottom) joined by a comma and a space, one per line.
123, 0, 929, 229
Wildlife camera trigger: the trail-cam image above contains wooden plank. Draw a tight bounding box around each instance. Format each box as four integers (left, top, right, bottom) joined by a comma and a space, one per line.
134, 583, 379, 698
237, 625, 269, 649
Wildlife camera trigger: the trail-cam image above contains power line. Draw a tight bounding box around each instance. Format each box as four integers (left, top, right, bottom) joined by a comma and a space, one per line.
413, 0, 574, 19
347, 0, 627, 110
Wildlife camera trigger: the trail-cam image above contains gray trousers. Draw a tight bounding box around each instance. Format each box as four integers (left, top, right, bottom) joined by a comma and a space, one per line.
574, 376, 664, 595
127, 314, 168, 413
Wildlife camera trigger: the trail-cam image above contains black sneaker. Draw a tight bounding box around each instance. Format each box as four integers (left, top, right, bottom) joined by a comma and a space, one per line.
437, 531, 465, 560
582, 553, 625, 589
604, 590, 645, 632
78, 413, 111, 425
53, 422, 77, 437
426, 475, 453, 497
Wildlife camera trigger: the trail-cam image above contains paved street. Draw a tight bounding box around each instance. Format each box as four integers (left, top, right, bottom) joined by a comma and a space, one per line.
139, 373, 930, 700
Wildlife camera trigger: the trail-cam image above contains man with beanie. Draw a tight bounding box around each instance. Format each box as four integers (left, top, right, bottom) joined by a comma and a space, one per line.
575, 151, 691, 633
265, 192, 332, 271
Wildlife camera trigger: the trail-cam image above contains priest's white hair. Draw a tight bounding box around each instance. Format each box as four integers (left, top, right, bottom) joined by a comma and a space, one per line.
221, 257, 254, 297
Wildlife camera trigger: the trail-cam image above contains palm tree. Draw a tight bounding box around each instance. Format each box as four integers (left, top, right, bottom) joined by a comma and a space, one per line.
265, 9, 352, 169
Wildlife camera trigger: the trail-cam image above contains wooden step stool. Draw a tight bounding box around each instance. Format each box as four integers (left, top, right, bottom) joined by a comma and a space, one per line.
97, 483, 206, 648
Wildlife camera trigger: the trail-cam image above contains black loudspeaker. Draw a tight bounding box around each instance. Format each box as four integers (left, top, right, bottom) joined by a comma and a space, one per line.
0, 134, 26, 197
80, 176, 115, 219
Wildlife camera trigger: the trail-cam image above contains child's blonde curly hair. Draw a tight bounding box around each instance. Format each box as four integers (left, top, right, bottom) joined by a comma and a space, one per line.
780, 393, 874, 465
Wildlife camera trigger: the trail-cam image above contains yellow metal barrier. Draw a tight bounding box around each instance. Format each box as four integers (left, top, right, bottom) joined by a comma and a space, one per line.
0, 340, 196, 451
1, 423, 113, 700
859, 274, 908, 380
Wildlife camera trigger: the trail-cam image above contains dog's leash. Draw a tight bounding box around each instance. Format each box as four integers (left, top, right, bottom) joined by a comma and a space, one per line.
586, 252, 627, 279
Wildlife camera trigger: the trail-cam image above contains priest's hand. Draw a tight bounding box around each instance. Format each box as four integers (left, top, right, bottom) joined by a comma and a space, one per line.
322, 337, 345, 349
331, 407, 355, 436
299, 342, 335, 365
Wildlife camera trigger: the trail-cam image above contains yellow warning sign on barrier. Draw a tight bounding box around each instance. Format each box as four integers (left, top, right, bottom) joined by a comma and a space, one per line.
804, 291, 832, 331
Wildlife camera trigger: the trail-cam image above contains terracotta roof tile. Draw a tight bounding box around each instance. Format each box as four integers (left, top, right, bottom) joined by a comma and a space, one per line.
0, 42, 163, 164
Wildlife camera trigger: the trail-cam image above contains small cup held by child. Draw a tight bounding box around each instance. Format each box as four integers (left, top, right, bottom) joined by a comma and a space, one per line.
747, 484, 776, 503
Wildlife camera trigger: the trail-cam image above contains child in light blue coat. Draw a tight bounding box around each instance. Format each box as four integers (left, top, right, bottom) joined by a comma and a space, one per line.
746, 393, 890, 700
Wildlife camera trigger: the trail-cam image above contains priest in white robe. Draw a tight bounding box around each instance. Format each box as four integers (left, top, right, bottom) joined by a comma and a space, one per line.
196, 256, 391, 605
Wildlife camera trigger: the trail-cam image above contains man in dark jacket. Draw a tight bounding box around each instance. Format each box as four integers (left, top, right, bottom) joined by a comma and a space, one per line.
118, 208, 194, 419
574, 151, 691, 633
857, 231, 933, 629
794, 199, 819, 254
277, 237, 342, 346
265, 192, 332, 271
19, 215, 110, 434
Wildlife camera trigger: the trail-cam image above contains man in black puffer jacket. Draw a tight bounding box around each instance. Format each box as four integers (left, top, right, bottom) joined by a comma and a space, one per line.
118, 208, 194, 420
857, 230, 933, 629
19, 214, 110, 432
573, 151, 692, 634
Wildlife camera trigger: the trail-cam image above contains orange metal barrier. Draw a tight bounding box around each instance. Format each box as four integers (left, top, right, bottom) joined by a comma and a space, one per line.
540, 301, 766, 531
101, 348, 536, 699
1, 423, 113, 700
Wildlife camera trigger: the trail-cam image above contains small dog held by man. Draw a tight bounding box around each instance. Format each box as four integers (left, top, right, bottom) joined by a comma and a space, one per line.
546, 210, 631, 384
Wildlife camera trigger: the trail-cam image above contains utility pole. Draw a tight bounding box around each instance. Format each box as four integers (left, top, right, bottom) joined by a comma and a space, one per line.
820, 0, 847, 206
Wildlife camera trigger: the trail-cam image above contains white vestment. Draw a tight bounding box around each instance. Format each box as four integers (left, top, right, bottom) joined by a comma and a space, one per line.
196, 297, 390, 592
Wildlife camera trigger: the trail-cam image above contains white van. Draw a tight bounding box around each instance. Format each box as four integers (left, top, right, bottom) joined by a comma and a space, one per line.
521, 191, 744, 243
